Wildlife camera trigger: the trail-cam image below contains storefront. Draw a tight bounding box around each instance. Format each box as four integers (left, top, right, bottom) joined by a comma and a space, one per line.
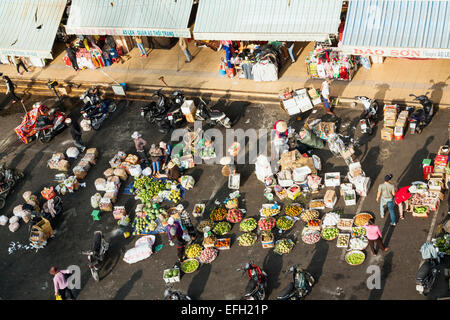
0, 0, 67, 68
192, 0, 344, 81
340, 0, 450, 61
64, 0, 194, 69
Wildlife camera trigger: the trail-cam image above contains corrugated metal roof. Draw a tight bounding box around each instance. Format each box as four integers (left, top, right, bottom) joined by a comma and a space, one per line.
0, 0, 67, 59
65, 0, 193, 38
193, 0, 343, 41
342, 0, 450, 49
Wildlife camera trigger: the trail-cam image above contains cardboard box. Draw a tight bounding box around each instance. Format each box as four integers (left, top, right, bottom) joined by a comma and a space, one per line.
340, 183, 354, 196
384, 109, 397, 120
395, 117, 407, 128
344, 190, 357, 206
381, 127, 394, 141
428, 190, 444, 201
324, 190, 337, 208
384, 119, 396, 128
394, 126, 404, 140
349, 162, 363, 178
324, 172, 341, 187
428, 178, 443, 191
397, 110, 409, 119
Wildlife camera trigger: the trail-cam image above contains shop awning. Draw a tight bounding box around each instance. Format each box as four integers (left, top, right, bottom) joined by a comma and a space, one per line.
65, 0, 193, 38
0, 0, 67, 59
192, 0, 343, 42
341, 0, 450, 59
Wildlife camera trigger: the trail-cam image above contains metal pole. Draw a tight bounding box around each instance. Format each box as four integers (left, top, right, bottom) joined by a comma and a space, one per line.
20, 101, 27, 113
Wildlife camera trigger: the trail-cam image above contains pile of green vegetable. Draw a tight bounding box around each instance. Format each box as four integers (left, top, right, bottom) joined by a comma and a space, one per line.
133, 176, 166, 203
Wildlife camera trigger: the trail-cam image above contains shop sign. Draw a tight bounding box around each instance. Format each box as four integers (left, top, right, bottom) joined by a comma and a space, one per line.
66, 27, 190, 38
344, 47, 450, 59
0, 49, 50, 59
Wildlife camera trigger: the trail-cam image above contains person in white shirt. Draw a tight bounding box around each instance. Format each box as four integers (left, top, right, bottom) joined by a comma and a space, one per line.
321, 79, 334, 115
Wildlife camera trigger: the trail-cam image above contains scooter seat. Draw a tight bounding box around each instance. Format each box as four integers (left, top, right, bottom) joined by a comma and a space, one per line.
244, 278, 258, 296
277, 282, 295, 300
416, 261, 431, 282
210, 110, 224, 119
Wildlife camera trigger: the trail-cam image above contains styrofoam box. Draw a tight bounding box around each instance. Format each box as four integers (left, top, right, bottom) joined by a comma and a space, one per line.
325, 172, 341, 187
181, 100, 195, 114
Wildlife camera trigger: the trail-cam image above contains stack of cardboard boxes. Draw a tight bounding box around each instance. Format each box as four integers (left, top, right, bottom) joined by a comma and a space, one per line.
381, 104, 397, 141
394, 110, 409, 140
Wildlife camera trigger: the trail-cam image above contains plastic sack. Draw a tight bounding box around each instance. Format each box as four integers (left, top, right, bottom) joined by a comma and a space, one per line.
129, 165, 142, 177
298, 129, 324, 149
86, 148, 99, 157
99, 198, 113, 212
13, 205, 23, 216
142, 167, 152, 176
66, 147, 80, 159
82, 153, 97, 166
9, 222, 19, 232
22, 191, 33, 202
80, 119, 91, 131
91, 193, 102, 209
135, 235, 155, 247
123, 242, 153, 264
114, 168, 128, 181
109, 154, 122, 168
180, 175, 195, 190
95, 178, 107, 191
103, 168, 114, 177
9, 216, 19, 224
0, 215, 8, 226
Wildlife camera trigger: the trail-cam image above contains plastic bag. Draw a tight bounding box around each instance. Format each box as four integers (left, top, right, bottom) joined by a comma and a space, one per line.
80, 119, 91, 131
91, 193, 102, 209
22, 191, 33, 202
129, 165, 142, 177
9, 222, 19, 232
82, 153, 97, 166
180, 176, 195, 190
0, 215, 8, 226
9, 216, 19, 224
142, 167, 152, 176
86, 148, 99, 158
66, 147, 80, 159
95, 178, 107, 191
104, 168, 114, 178
13, 205, 23, 216
123, 241, 153, 264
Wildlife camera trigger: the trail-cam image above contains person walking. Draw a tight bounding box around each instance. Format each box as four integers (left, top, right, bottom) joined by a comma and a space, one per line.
149, 144, 163, 175
169, 228, 186, 262
133, 36, 147, 57
363, 218, 389, 256
13, 56, 29, 75
50, 266, 76, 300
394, 185, 412, 220
178, 38, 193, 63
131, 131, 150, 168
65, 42, 80, 71
320, 79, 335, 115
376, 174, 397, 226
65, 118, 86, 152
3, 75, 22, 103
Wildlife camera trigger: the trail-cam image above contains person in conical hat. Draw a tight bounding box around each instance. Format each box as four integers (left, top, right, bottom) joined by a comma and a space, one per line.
273, 120, 288, 138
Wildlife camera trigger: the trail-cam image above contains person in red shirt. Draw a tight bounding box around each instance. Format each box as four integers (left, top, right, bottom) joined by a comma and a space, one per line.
394, 185, 411, 220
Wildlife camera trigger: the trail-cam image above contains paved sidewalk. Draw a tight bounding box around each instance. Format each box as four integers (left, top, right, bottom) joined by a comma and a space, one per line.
1, 41, 449, 105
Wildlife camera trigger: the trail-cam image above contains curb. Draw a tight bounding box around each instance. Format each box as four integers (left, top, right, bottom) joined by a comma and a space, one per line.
3, 77, 450, 110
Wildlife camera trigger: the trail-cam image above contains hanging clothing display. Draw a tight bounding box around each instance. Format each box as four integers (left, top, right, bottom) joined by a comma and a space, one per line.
252, 61, 278, 82
305, 48, 358, 81
220, 42, 283, 82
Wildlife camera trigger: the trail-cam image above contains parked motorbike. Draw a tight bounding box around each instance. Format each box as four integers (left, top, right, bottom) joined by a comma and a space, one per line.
196, 98, 231, 129
80, 87, 102, 107
407, 92, 434, 134
416, 257, 440, 295
163, 286, 191, 300
237, 261, 267, 300
141, 89, 184, 133
0, 164, 24, 209
277, 265, 315, 300
82, 231, 110, 281
34, 109, 67, 143
81, 100, 117, 130
354, 96, 379, 135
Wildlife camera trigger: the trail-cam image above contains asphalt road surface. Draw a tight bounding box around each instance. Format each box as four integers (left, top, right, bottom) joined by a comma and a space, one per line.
0, 93, 449, 300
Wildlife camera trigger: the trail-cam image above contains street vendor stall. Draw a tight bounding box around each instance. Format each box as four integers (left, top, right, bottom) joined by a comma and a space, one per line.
305, 47, 358, 81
